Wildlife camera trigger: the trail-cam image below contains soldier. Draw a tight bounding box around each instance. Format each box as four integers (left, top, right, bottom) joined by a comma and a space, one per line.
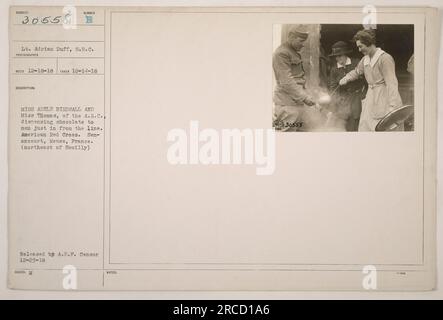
328, 41, 366, 131
273, 25, 316, 132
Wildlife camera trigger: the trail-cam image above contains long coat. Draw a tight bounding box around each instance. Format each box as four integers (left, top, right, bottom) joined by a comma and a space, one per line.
273, 42, 310, 106
272, 42, 313, 131
342, 48, 403, 131
328, 57, 366, 131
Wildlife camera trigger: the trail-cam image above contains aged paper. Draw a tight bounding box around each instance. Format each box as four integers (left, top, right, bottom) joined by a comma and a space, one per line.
8, 6, 438, 290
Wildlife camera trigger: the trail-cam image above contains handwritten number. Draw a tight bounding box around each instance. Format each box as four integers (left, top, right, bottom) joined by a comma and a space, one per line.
52, 16, 61, 24
20, 15, 63, 25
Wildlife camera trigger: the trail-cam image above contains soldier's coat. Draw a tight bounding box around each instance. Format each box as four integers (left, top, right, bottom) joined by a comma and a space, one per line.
273, 42, 309, 106
272, 42, 312, 131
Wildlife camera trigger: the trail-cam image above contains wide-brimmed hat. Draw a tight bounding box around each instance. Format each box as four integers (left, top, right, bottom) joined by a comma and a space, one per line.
329, 41, 353, 57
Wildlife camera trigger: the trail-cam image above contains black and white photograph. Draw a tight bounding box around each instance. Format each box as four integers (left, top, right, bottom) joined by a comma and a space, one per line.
272, 24, 414, 132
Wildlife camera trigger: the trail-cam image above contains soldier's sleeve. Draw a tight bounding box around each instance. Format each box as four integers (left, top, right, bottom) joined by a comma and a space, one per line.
273, 51, 309, 101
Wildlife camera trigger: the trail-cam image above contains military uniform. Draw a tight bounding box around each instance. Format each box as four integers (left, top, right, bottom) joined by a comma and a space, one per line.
273, 28, 312, 132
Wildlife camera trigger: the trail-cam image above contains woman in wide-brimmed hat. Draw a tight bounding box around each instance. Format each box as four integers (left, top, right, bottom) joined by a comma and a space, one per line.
328, 41, 366, 131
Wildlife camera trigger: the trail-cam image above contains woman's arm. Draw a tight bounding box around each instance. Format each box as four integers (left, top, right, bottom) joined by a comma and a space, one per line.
339, 57, 364, 85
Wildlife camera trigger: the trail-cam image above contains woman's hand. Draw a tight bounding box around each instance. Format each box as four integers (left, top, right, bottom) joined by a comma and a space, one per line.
339, 77, 348, 86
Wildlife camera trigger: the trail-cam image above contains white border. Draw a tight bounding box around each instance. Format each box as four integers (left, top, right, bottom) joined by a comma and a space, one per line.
1, 0, 442, 299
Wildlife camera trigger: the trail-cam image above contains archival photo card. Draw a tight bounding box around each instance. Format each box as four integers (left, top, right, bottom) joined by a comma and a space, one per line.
7, 6, 438, 291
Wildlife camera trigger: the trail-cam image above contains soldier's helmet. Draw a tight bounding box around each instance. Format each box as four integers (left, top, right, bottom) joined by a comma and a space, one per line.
288, 25, 309, 40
